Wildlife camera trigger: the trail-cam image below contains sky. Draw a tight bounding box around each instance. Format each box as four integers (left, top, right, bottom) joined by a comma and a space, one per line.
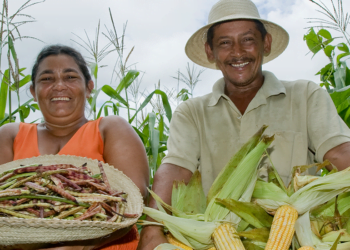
5, 0, 350, 121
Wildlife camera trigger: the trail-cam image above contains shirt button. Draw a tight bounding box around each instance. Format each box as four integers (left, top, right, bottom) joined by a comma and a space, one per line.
237, 116, 242, 119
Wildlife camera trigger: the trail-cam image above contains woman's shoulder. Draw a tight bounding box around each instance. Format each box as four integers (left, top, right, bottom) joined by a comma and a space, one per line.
98, 116, 134, 137
0, 122, 20, 140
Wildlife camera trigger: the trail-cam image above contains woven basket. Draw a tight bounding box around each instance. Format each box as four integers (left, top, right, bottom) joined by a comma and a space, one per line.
0, 155, 144, 246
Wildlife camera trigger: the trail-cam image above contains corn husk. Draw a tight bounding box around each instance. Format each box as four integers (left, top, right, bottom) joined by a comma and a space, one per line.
205, 135, 274, 222
206, 125, 267, 204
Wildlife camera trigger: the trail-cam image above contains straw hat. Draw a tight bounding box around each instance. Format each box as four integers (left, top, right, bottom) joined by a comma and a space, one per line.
185, 0, 289, 69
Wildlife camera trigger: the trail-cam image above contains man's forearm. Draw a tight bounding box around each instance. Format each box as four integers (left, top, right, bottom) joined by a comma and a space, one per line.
324, 141, 350, 171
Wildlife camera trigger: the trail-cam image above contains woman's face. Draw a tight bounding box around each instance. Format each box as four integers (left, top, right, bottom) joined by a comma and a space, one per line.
30, 54, 93, 124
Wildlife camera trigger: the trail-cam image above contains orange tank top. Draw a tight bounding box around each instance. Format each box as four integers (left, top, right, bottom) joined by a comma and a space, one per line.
13, 118, 104, 162
12, 118, 139, 250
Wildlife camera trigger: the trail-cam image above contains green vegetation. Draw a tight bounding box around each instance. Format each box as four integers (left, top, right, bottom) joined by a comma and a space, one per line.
304, 0, 350, 126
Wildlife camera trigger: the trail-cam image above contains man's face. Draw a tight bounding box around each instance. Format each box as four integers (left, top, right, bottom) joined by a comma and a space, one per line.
205, 20, 272, 88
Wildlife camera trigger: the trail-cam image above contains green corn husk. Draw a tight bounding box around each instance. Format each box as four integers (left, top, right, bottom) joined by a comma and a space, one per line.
238, 227, 270, 242
242, 240, 266, 250
205, 135, 274, 222
172, 170, 206, 215
206, 125, 267, 204
143, 207, 217, 250
215, 198, 273, 228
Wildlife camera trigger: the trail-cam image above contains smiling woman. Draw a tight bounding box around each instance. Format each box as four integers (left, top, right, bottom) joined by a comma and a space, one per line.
0, 45, 149, 250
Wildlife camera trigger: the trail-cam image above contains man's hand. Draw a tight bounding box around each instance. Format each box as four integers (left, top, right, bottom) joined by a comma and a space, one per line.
137, 225, 168, 250
137, 163, 193, 249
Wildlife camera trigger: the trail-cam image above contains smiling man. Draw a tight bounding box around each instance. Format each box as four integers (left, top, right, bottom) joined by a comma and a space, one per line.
137, 0, 350, 249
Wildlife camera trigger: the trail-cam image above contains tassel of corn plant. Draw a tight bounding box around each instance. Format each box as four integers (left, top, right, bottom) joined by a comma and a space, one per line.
298, 247, 315, 250
212, 223, 245, 250
265, 205, 298, 250
166, 233, 193, 250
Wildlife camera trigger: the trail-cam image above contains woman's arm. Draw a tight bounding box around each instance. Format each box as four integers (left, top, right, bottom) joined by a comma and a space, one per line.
0, 123, 19, 164
100, 115, 149, 201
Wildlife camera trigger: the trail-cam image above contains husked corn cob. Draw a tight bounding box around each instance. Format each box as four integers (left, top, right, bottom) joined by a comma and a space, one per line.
166, 233, 193, 250
212, 223, 244, 250
265, 205, 298, 250
298, 247, 315, 250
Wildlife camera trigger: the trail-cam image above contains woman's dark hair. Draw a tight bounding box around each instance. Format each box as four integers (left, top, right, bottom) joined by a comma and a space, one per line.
31, 45, 92, 86
206, 19, 268, 49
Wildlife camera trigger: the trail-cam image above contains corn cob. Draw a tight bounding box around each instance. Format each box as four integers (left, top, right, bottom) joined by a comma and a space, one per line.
265, 205, 298, 250
298, 247, 315, 250
166, 233, 193, 250
212, 223, 245, 250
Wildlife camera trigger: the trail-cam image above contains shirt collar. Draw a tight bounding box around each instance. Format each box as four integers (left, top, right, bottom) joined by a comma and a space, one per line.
208, 71, 286, 107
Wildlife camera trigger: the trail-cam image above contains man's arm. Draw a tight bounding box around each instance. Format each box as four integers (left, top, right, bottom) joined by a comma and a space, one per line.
137, 163, 193, 250
324, 142, 350, 171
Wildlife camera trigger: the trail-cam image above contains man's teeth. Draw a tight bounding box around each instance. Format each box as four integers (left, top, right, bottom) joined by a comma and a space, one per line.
51, 97, 70, 101
231, 62, 249, 67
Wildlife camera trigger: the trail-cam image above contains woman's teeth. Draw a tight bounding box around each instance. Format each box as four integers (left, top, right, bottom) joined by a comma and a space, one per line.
51, 97, 70, 101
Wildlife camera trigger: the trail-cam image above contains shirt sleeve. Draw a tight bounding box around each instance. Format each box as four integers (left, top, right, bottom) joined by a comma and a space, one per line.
161, 101, 200, 173
306, 82, 350, 162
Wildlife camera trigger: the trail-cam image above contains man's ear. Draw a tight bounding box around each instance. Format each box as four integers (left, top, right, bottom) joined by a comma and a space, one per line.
264, 33, 272, 57
205, 42, 216, 63
30, 85, 37, 102
86, 80, 94, 98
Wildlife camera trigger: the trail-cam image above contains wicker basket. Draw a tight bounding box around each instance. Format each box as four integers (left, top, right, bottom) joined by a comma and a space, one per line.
0, 155, 144, 246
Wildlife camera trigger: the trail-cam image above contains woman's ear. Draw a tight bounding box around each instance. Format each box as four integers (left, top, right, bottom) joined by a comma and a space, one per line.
30, 84, 37, 102
86, 80, 94, 99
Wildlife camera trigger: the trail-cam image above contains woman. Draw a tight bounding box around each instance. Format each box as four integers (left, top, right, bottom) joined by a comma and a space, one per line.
0, 45, 149, 250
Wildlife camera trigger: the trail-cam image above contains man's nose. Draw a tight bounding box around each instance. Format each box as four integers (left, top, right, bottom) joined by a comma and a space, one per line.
230, 42, 244, 57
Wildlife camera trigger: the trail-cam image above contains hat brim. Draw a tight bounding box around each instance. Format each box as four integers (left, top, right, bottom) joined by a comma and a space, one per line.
185, 16, 289, 69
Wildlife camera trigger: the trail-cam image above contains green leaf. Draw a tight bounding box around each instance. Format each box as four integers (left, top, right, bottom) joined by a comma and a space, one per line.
158, 114, 164, 142
116, 70, 139, 94
303, 28, 323, 55
90, 88, 102, 113
90, 63, 98, 80
149, 112, 160, 171
133, 126, 148, 144
337, 52, 350, 64
334, 67, 346, 89
318, 29, 332, 40
0, 69, 9, 120
0, 99, 34, 125
338, 42, 350, 53
10, 75, 31, 91
330, 86, 350, 106
324, 45, 335, 57
101, 85, 128, 107
242, 241, 265, 250
129, 89, 172, 124
8, 36, 18, 63
20, 105, 30, 119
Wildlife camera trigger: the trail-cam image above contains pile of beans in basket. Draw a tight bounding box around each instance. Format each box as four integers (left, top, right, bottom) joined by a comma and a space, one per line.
0, 162, 137, 222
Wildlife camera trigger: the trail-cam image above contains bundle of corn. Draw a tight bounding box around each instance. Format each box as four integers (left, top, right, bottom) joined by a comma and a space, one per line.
0, 162, 131, 222
251, 162, 350, 250
141, 126, 274, 250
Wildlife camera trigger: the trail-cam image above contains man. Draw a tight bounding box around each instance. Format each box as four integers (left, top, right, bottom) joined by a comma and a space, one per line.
137, 0, 350, 249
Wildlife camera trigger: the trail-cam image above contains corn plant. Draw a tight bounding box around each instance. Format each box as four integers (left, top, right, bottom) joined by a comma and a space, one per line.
0, 0, 43, 125
172, 62, 205, 102
304, 0, 350, 126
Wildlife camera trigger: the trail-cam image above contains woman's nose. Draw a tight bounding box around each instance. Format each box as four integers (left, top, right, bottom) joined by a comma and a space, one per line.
52, 78, 67, 90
